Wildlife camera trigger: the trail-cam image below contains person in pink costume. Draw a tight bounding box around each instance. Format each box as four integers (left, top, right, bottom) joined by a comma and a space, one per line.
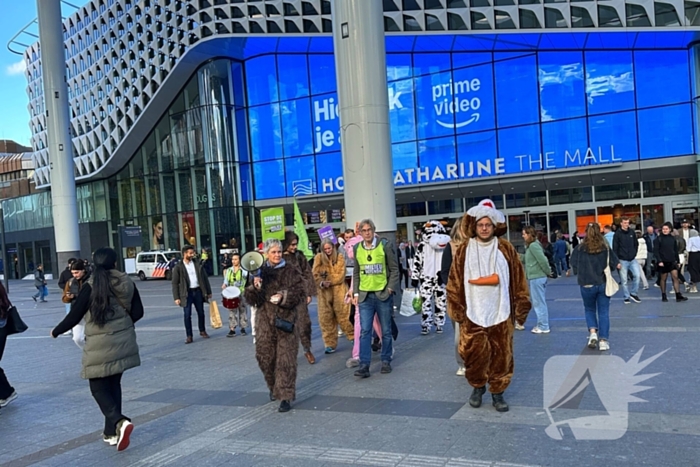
344, 231, 383, 368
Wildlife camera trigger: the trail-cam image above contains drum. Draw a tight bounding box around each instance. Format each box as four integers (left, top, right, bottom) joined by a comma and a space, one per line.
222, 286, 241, 309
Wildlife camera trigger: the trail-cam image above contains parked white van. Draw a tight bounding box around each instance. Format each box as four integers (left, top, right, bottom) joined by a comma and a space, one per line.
135, 250, 181, 281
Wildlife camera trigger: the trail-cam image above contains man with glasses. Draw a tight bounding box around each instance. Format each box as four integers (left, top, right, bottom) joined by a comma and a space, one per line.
446, 200, 530, 412
352, 219, 400, 378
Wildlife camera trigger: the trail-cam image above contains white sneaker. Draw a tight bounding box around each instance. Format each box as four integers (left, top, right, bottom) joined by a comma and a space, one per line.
338, 329, 344, 337
599, 340, 610, 351
531, 327, 550, 334
116, 419, 134, 451
103, 435, 118, 446
514, 323, 525, 331
0, 390, 17, 407
456, 367, 466, 376
587, 332, 598, 349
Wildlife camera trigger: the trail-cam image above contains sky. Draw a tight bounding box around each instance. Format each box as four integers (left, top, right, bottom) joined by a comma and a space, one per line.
0, 1, 89, 149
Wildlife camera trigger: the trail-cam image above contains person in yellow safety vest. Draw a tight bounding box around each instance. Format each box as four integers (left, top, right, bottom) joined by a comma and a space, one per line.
222, 253, 250, 337
352, 219, 400, 378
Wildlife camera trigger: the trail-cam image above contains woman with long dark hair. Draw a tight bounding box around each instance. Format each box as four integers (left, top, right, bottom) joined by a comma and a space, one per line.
51, 248, 144, 451
654, 222, 688, 302
0, 283, 18, 407
570, 223, 620, 351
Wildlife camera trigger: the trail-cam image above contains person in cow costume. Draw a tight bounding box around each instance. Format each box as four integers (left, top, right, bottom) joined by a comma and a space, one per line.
411, 220, 452, 335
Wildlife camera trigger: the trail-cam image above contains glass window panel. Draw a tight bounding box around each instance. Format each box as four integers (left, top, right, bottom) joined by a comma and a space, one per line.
392, 142, 419, 188
416, 137, 456, 187
595, 183, 641, 201
497, 124, 541, 174
452, 52, 492, 69
538, 51, 585, 121
465, 195, 504, 210
494, 53, 539, 127
254, 160, 285, 199
415, 71, 455, 139
249, 103, 282, 161
239, 163, 254, 202
456, 131, 499, 180
453, 62, 495, 134
235, 109, 250, 163
588, 110, 637, 162
281, 98, 313, 157
285, 156, 316, 197
413, 52, 450, 76
311, 92, 340, 153
396, 202, 427, 217
541, 117, 589, 170
585, 51, 635, 115
634, 50, 690, 108
549, 187, 593, 205
428, 199, 463, 215
387, 53, 412, 81
277, 55, 310, 100
162, 175, 176, 213
178, 171, 194, 211
245, 55, 278, 106
389, 78, 416, 143
309, 54, 337, 95
642, 178, 699, 197
231, 61, 247, 107
506, 191, 547, 208
316, 151, 344, 195
638, 104, 694, 159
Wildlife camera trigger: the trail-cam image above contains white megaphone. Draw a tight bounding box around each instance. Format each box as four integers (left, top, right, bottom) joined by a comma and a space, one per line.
240, 250, 265, 274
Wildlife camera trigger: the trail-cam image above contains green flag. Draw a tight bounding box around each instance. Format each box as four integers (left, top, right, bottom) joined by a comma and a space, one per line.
293, 198, 313, 260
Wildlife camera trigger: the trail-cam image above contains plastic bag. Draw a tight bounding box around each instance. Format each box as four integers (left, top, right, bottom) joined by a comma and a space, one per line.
400, 288, 420, 317
209, 300, 223, 329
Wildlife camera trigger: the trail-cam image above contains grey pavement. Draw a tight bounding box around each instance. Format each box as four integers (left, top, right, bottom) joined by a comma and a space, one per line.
0, 275, 698, 466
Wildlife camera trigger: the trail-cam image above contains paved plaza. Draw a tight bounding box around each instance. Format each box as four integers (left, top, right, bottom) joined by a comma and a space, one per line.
0, 275, 698, 466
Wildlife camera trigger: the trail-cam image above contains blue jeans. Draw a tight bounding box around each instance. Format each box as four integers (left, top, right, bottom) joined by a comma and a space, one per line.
528, 277, 549, 330
183, 288, 206, 337
359, 292, 393, 366
33, 285, 47, 301
619, 259, 641, 299
580, 284, 610, 340
554, 256, 567, 277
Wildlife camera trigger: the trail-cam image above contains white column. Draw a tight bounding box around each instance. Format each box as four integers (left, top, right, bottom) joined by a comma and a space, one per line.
332, 0, 396, 237
37, 0, 81, 264
689, 46, 700, 210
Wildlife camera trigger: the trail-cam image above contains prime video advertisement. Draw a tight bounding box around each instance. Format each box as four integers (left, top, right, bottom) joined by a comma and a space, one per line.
247, 49, 693, 200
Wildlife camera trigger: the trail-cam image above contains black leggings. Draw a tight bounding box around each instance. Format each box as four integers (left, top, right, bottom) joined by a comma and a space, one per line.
0, 327, 14, 399
89, 373, 127, 436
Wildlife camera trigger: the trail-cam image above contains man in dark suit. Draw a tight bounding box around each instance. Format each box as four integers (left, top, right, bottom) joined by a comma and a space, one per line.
172, 245, 213, 344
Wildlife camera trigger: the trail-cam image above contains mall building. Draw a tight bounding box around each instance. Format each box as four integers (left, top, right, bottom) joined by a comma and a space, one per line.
4, 0, 700, 275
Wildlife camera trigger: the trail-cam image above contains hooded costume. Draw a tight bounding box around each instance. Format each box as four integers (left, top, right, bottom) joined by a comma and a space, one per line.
446, 199, 530, 410
411, 220, 451, 333
312, 246, 354, 351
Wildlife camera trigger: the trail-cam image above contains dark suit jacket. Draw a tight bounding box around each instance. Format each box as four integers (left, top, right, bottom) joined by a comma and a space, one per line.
171, 259, 212, 304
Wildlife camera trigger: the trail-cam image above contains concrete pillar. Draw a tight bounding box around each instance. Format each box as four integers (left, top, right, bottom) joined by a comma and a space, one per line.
37, 0, 81, 266
331, 0, 396, 238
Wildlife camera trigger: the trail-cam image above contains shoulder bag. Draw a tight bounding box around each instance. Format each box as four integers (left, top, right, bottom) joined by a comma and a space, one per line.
1, 306, 29, 335
603, 249, 619, 297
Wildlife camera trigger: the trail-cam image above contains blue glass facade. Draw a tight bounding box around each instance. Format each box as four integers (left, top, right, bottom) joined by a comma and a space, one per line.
244, 38, 695, 200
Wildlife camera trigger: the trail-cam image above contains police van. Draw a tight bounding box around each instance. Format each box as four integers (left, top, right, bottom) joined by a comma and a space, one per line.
135, 250, 182, 281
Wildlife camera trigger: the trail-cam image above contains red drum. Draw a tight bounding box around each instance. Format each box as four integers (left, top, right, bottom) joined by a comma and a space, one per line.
222, 286, 241, 309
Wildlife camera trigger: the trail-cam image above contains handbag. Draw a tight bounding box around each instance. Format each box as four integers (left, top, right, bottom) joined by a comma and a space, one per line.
400, 288, 419, 317
5, 306, 28, 335
275, 317, 294, 333
62, 281, 72, 304
468, 273, 500, 286
209, 300, 223, 329
604, 249, 619, 297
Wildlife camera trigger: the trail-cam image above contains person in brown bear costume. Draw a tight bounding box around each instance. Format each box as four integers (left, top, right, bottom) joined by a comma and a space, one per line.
446, 199, 531, 412
244, 239, 306, 413
283, 231, 316, 364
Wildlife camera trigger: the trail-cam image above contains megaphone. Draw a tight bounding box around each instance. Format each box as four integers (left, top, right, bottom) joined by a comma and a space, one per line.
241, 250, 265, 274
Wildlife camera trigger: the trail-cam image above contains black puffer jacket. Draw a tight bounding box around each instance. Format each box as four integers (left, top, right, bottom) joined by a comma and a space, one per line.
654, 234, 679, 264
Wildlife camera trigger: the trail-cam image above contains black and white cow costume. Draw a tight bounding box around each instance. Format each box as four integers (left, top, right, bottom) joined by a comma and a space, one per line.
411, 220, 451, 334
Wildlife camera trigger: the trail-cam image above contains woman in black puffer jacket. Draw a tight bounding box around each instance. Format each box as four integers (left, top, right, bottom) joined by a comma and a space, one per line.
653, 222, 688, 303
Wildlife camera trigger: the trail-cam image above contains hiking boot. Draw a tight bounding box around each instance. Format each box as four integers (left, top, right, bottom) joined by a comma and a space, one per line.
354, 365, 370, 378
662, 293, 668, 302
587, 332, 598, 349
469, 386, 486, 408
380, 362, 392, 374
278, 400, 291, 413
492, 392, 509, 412
677, 293, 689, 302
227, 330, 236, 338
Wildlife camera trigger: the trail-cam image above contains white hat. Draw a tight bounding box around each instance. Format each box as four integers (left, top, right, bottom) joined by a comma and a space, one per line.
467, 199, 505, 225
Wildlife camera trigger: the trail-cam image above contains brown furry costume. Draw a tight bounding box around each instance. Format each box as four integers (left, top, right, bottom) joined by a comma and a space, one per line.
446, 210, 531, 394
244, 260, 305, 401
283, 249, 315, 352
312, 250, 354, 349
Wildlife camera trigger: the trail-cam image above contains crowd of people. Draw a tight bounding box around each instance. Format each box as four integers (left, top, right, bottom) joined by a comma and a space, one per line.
0, 205, 697, 453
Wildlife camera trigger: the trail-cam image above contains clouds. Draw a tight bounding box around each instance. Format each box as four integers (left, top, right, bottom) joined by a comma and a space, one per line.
6, 59, 27, 76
